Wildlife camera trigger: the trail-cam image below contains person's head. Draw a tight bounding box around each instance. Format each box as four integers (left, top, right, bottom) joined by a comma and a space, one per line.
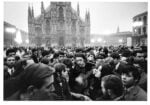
61, 58, 73, 71
19, 63, 55, 100
111, 52, 120, 65
40, 57, 50, 65
58, 51, 66, 62
41, 50, 50, 57
74, 53, 86, 68
103, 47, 108, 55
101, 74, 123, 99
6, 48, 16, 57
6, 56, 16, 68
101, 64, 113, 78
121, 65, 140, 88
87, 52, 95, 62
54, 63, 69, 81
136, 51, 144, 61
32, 49, 38, 56
121, 49, 131, 58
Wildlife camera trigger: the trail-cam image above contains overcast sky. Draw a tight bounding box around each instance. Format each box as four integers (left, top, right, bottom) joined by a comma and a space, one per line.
4, 0, 147, 34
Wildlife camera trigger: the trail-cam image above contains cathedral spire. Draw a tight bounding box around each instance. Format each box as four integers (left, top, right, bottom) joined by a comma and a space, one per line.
88, 9, 90, 23
117, 26, 120, 33
31, 5, 34, 18
77, 2, 80, 16
28, 4, 32, 19
41, 1, 45, 14
85, 9, 88, 22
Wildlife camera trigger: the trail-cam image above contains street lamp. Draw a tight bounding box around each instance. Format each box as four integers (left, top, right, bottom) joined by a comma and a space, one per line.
5, 28, 16, 33
14, 30, 22, 45
97, 38, 102, 42
119, 39, 123, 45
91, 39, 95, 43
25, 39, 29, 44
5, 27, 16, 46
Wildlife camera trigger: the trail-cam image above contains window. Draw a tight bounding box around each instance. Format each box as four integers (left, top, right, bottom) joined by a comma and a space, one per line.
138, 28, 141, 35
59, 7, 64, 20
46, 20, 50, 34
134, 18, 136, 22
143, 16, 147, 25
143, 27, 146, 35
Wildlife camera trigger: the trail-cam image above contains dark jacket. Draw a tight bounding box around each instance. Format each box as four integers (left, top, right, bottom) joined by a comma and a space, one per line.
69, 62, 95, 94
124, 86, 147, 101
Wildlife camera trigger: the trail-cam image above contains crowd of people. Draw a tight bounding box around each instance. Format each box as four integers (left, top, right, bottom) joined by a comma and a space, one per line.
3, 45, 147, 101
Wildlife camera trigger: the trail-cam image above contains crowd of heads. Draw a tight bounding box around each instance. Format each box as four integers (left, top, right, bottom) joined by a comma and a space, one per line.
4, 45, 147, 101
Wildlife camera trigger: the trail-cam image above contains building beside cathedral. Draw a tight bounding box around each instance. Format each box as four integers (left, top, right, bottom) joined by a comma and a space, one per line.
28, 2, 90, 47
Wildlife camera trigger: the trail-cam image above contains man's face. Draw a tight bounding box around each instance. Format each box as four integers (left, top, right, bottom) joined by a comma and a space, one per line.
87, 54, 94, 61
121, 72, 135, 88
75, 57, 85, 68
58, 55, 65, 61
6, 56, 15, 67
61, 68, 69, 82
113, 58, 119, 65
136, 53, 144, 60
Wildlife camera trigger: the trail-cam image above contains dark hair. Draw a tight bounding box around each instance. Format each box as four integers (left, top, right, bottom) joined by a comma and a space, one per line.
32, 48, 37, 53
58, 51, 65, 56
53, 52, 59, 59
19, 63, 54, 93
40, 57, 49, 65
15, 55, 20, 61
102, 74, 123, 97
121, 65, 141, 82
74, 53, 87, 61
103, 47, 108, 55
111, 52, 120, 59
121, 49, 131, 57
101, 64, 113, 78
6, 48, 16, 56
54, 63, 66, 74
61, 58, 73, 69
87, 52, 96, 60
42, 50, 50, 57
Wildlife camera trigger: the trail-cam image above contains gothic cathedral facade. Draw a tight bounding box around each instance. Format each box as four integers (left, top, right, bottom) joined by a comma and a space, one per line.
28, 2, 90, 47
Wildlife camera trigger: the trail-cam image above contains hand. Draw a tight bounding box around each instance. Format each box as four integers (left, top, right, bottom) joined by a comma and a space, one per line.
92, 68, 97, 75
81, 95, 92, 101
75, 76, 83, 85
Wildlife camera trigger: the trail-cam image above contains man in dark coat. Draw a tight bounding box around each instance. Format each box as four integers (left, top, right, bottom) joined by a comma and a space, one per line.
4, 63, 60, 100
69, 53, 95, 95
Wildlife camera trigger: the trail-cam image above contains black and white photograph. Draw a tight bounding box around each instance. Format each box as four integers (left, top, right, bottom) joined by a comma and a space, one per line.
3, 0, 148, 101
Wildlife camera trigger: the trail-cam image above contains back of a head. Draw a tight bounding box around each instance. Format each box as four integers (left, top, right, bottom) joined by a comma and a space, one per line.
42, 50, 50, 57
61, 58, 73, 69
40, 57, 49, 65
121, 49, 131, 57
54, 63, 66, 73
111, 52, 120, 59
101, 64, 113, 78
20, 63, 54, 92
6, 48, 16, 56
102, 74, 123, 97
